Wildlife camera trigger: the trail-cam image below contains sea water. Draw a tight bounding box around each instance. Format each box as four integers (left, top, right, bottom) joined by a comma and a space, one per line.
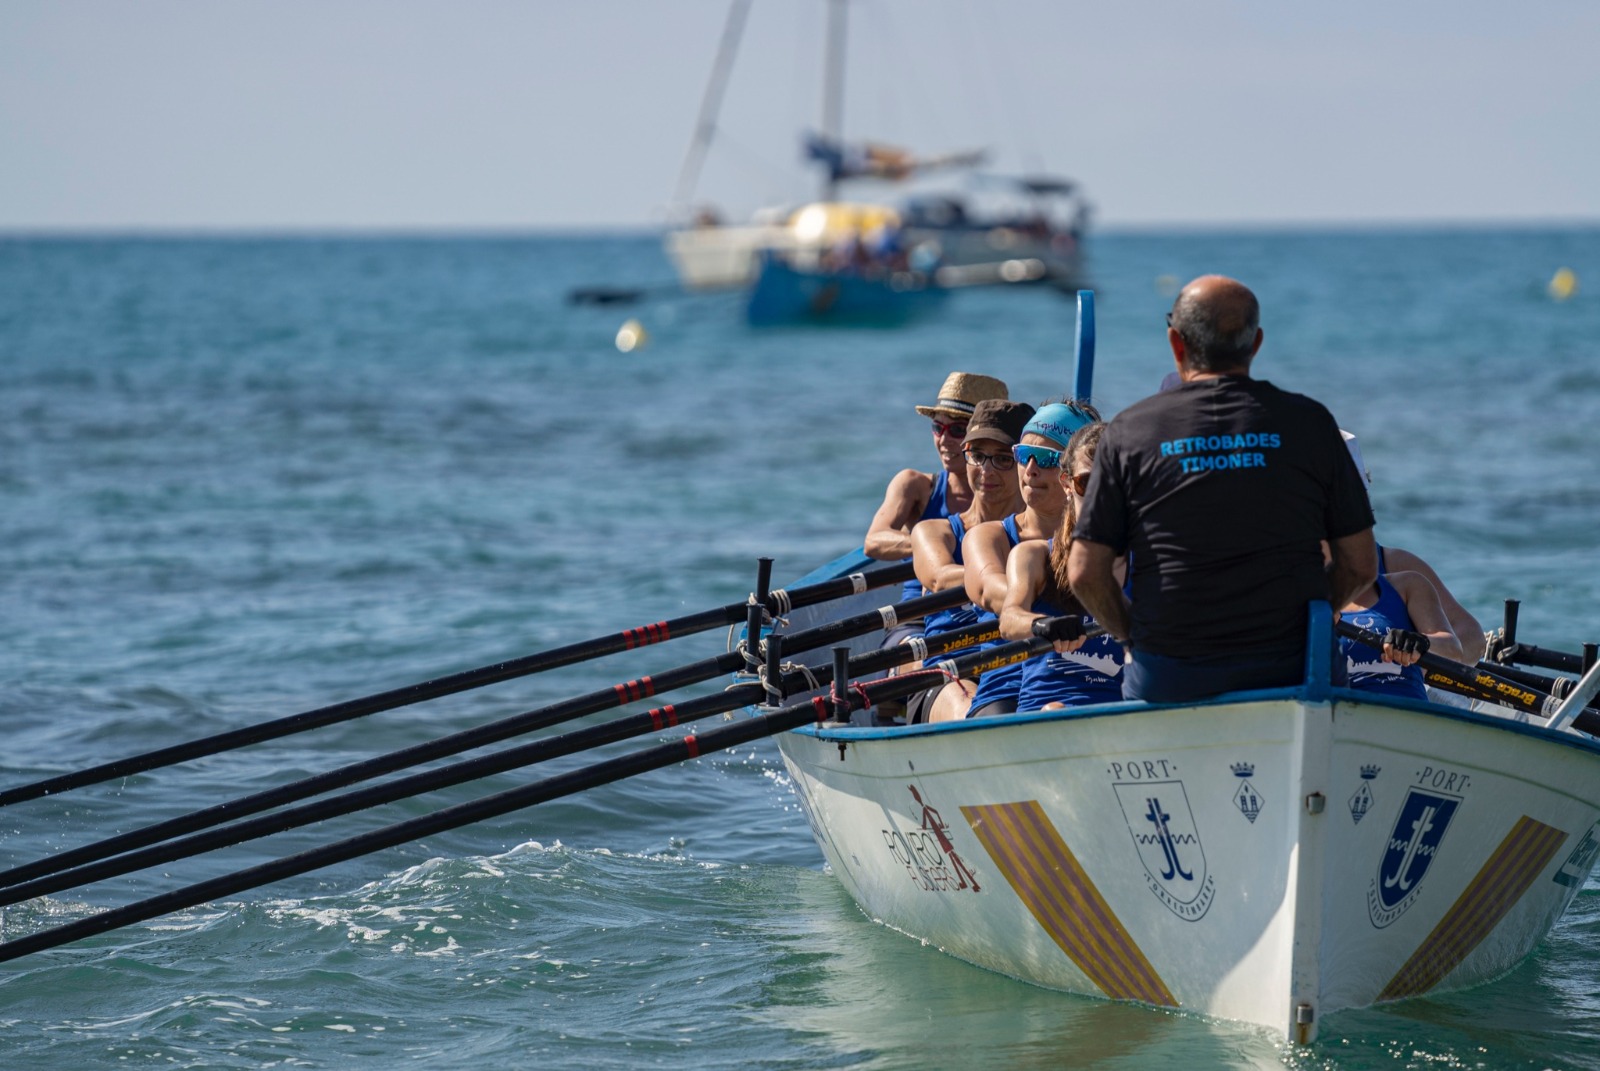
1, 230, 1597, 1069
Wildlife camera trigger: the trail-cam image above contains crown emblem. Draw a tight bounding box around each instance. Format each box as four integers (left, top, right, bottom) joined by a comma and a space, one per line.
1360, 764, 1381, 780
1231, 762, 1254, 778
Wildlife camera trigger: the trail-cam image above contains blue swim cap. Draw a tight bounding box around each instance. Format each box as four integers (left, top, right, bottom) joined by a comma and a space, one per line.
1021, 403, 1094, 448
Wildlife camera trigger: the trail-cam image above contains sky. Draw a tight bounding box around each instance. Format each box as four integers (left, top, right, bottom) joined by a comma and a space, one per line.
3, 0, 1597, 232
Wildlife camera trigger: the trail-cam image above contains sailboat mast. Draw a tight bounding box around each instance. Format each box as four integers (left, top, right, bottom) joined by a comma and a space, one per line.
821, 0, 847, 201
670, 0, 753, 218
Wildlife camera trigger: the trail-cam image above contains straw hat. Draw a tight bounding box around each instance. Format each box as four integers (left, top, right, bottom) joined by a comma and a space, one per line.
914, 372, 1009, 421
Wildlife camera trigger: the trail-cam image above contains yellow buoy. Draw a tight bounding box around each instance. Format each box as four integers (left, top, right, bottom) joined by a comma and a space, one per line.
1549, 268, 1578, 301
615, 318, 649, 353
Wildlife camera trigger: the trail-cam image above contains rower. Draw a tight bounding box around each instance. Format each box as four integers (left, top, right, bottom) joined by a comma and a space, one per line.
902, 398, 1030, 724
901, 399, 1033, 723
957, 402, 1096, 719
1000, 419, 1125, 709
862, 371, 1009, 563
1342, 431, 1487, 663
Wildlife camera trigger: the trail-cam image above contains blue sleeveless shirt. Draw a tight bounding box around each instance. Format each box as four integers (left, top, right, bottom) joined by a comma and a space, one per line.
1016, 543, 1124, 710
966, 516, 1026, 712
1339, 570, 1426, 700
902, 470, 955, 602
921, 512, 981, 637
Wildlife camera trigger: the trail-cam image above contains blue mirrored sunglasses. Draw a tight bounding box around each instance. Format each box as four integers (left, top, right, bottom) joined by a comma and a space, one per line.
1012, 444, 1063, 469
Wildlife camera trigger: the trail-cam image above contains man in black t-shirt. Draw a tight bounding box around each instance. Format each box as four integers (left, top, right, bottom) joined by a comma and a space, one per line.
1067, 275, 1377, 703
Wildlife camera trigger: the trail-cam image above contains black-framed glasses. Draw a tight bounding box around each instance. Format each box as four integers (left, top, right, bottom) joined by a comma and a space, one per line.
964, 447, 1016, 471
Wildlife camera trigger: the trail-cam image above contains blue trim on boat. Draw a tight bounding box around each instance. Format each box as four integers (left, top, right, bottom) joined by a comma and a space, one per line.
786, 548, 877, 589
786, 682, 1600, 758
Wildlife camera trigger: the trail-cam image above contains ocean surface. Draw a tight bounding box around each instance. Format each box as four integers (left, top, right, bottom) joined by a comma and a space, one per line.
1, 229, 1597, 1069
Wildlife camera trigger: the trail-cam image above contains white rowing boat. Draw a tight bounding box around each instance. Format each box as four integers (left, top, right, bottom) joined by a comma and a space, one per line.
768, 560, 1600, 1042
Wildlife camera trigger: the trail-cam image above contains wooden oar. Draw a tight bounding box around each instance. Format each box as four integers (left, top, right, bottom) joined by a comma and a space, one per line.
1333, 620, 1600, 732
0, 561, 913, 809
0, 583, 964, 895
0, 617, 1001, 907
0, 628, 1058, 964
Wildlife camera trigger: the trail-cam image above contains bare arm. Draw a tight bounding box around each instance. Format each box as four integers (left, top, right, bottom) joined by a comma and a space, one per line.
1389, 570, 1465, 664
863, 469, 934, 561
1067, 539, 1131, 643
1383, 546, 1484, 662
1327, 528, 1379, 611
961, 522, 1014, 614
910, 518, 965, 594
998, 542, 1050, 641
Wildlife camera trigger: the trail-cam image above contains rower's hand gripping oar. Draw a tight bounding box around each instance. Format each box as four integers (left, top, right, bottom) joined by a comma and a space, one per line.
0, 616, 1003, 908
0, 560, 915, 809
1333, 619, 1600, 734
0, 583, 967, 897
0, 622, 1061, 963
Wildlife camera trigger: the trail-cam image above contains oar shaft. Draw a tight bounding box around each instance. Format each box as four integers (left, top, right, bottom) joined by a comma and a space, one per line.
1, 605, 990, 906
0, 562, 914, 809
1495, 642, 1588, 676
1334, 620, 1599, 727
0, 626, 1022, 964
0, 584, 960, 894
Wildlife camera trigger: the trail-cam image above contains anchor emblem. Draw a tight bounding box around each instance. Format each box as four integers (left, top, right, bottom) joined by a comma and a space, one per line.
1369, 787, 1460, 927
1114, 779, 1214, 921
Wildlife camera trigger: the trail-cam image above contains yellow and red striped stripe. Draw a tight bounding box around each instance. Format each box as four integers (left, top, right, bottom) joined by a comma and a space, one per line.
962, 800, 1176, 1006
1379, 815, 1567, 1001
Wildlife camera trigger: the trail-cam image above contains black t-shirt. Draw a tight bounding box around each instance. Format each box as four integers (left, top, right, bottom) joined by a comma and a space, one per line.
1073, 376, 1374, 660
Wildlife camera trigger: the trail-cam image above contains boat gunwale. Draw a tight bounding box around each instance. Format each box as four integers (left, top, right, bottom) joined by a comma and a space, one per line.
782, 683, 1600, 760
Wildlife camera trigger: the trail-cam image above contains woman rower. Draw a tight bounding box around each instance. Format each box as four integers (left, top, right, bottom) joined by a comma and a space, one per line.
1337, 564, 1464, 700
955, 401, 1101, 720
903, 399, 1032, 723
999, 420, 1125, 709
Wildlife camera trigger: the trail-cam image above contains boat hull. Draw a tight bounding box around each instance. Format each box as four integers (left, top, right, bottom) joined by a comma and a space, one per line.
775, 691, 1600, 1040
745, 257, 947, 327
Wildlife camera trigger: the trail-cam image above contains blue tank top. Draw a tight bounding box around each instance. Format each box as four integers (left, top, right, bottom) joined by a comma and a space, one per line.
922, 513, 980, 637
1016, 546, 1124, 710
902, 470, 955, 602
966, 516, 1026, 711
1339, 572, 1426, 700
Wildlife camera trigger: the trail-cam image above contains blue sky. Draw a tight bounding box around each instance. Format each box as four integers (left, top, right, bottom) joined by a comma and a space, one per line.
3, 0, 1596, 231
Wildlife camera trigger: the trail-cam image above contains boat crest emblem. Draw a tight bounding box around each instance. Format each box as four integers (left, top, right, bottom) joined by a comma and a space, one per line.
1113, 779, 1214, 921
1230, 762, 1263, 824
1553, 822, 1600, 889
1368, 787, 1460, 927
1349, 765, 1381, 825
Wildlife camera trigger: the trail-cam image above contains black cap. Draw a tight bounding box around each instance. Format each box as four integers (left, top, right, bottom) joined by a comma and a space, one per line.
963, 399, 1036, 448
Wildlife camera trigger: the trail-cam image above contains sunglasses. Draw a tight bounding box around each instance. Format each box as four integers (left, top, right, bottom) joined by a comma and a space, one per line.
1012, 444, 1062, 470
1068, 470, 1091, 496
964, 447, 1016, 471
931, 420, 969, 440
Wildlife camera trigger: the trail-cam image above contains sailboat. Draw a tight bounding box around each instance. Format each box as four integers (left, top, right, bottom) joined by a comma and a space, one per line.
663, 0, 1089, 311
